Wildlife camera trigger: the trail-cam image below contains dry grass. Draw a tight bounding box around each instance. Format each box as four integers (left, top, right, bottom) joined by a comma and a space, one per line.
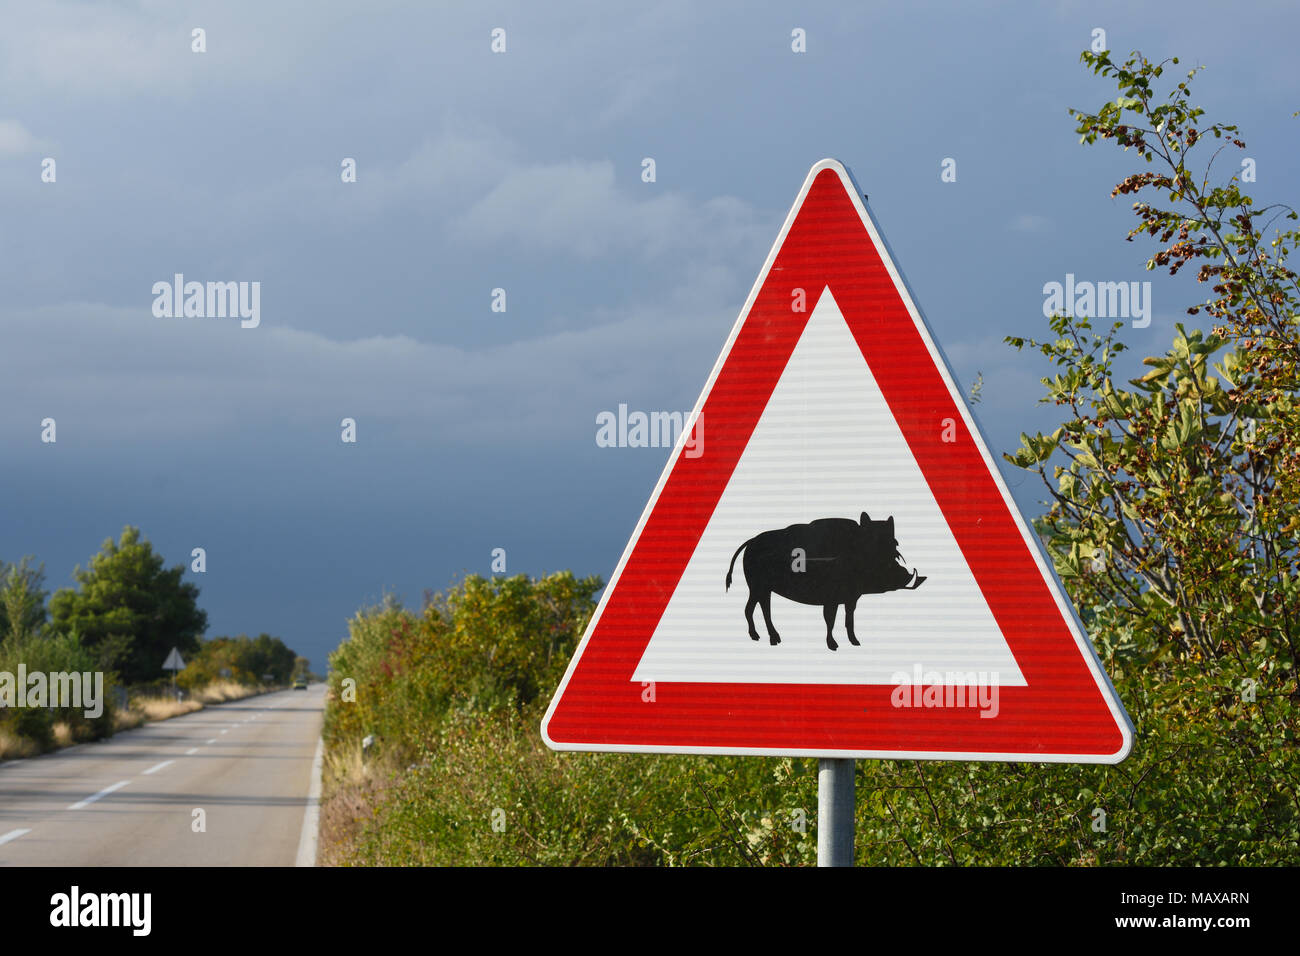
319, 739, 395, 867
192, 680, 255, 704
323, 738, 382, 794
132, 680, 265, 722
136, 697, 203, 720
0, 682, 272, 762
0, 727, 40, 760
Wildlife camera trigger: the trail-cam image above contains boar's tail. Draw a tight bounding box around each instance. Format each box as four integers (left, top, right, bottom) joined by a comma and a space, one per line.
725, 538, 753, 591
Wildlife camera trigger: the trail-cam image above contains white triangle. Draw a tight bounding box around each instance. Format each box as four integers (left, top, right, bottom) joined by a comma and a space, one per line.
632, 288, 1026, 686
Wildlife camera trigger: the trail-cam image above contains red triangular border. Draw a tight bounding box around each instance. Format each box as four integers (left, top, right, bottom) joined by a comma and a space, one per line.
542, 160, 1133, 762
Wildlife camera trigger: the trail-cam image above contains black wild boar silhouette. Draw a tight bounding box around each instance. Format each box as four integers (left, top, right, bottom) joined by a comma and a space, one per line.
725, 512, 926, 651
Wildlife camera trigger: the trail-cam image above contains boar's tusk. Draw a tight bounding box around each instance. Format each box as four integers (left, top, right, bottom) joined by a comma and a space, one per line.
905, 570, 927, 590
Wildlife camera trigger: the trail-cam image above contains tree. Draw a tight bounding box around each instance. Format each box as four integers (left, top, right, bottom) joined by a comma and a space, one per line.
0, 556, 115, 747
178, 633, 299, 689
253, 633, 298, 682
977, 48, 1300, 864
1007, 49, 1298, 679
49, 527, 208, 685
0, 556, 49, 647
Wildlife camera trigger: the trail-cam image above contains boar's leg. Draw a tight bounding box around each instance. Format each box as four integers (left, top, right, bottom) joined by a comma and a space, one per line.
822, 604, 839, 651
744, 590, 762, 641
757, 590, 782, 646
844, 599, 860, 646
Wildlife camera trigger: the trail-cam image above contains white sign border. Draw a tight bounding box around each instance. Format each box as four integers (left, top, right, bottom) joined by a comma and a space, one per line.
541, 158, 1135, 764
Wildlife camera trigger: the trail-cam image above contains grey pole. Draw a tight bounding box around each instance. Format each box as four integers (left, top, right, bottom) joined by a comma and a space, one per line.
817, 757, 855, 866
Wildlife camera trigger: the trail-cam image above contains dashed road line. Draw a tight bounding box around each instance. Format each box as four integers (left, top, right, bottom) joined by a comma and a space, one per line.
185, 747, 199, 755
0, 828, 31, 846
68, 780, 129, 810
141, 760, 174, 776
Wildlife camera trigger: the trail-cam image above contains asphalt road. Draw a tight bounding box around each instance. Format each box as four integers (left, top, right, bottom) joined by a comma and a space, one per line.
0, 685, 325, 866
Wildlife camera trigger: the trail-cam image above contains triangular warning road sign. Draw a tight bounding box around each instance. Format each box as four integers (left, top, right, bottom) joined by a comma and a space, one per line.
162, 647, 186, 672
542, 159, 1133, 763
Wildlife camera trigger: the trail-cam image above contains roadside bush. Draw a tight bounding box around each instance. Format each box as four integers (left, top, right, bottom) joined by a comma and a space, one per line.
321, 560, 1296, 866
324, 572, 601, 767
0, 629, 116, 754
339, 703, 819, 867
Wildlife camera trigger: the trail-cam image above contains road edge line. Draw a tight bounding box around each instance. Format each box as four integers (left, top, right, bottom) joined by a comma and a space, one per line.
295, 735, 324, 867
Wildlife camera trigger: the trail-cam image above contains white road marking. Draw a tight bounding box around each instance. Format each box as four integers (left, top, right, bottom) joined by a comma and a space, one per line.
296, 737, 325, 867
0, 828, 31, 846
68, 780, 129, 810
220, 729, 228, 735
206, 739, 217, 745
142, 760, 174, 776
185, 747, 199, 755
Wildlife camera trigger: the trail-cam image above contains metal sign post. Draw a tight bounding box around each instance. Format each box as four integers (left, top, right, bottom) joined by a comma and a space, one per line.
818, 758, 855, 866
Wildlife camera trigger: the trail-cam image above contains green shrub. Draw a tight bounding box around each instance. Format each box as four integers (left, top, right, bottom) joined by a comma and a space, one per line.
322, 568, 1297, 866
340, 703, 818, 867
324, 573, 601, 767
0, 629, 116, 750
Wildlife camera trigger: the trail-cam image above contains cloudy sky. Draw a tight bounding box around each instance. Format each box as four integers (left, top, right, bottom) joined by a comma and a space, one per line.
2, 1, 1297, 673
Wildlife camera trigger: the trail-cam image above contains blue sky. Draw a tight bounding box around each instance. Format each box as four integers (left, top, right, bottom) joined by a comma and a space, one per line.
2, 1, 1297, 673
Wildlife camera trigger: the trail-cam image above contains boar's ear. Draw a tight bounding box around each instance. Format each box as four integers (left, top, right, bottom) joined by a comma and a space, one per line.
860, 511, 871, 526
886, 516, 895, 535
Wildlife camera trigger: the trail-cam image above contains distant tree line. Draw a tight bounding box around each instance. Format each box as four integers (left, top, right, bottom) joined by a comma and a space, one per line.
1, 526, 301, 687
178, 633, 301, 688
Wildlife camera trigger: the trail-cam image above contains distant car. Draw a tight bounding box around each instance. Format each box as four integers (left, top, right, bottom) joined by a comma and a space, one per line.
293, 677, 308, 690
